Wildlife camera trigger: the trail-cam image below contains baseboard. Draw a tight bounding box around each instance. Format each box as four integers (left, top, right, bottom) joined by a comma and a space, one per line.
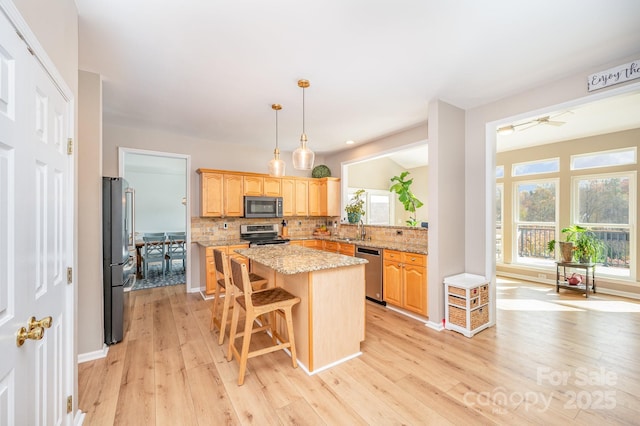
385, 304, 429, 324
77, 344, 109, 363
74, 410, 86, 426
425, 320, 444, 331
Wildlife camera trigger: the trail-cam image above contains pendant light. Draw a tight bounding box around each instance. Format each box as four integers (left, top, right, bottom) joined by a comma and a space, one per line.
292, 79, 315, 170
268, 104, 286, 176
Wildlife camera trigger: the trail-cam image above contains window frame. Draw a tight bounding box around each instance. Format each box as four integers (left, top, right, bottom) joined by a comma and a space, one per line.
571, 171, 636, 279
346, 187, 395, 226
570, 147, 637, 171
512, 157, 560, 177
512, 178, 559, 267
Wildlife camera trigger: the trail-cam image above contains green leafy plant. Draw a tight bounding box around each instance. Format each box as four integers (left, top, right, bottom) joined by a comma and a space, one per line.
547, 225, 605, 263
389, 171, 424, 226
345, 189, 366, 223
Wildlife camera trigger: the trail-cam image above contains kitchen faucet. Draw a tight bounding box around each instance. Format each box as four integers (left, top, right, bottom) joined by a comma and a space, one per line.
359, 219, 366, 240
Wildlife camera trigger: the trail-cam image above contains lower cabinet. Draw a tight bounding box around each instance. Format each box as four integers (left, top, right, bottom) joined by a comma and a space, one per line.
383, 249, 428, 316
321, 240, 354, 256
200, 244, 249, 295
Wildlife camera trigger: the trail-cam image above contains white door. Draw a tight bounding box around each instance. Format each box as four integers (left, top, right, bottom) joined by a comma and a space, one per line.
0, 9, 74, 426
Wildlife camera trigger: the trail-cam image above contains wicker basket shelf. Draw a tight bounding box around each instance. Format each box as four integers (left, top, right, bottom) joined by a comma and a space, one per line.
444, 273, 490, 338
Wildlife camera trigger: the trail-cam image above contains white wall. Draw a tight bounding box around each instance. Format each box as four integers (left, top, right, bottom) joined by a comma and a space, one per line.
125, 166, 187, 234
77, 70, 103, 355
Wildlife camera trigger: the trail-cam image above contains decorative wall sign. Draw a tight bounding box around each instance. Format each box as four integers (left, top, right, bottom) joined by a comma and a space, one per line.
588, 59, 640, 92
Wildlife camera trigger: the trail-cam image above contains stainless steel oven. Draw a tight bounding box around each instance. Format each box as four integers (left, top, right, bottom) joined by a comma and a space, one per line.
244, 196, 283, 218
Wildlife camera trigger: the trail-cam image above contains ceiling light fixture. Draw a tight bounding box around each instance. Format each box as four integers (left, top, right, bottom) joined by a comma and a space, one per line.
345, 140, 355, 145
497, 125, 515, 136
268, 103, 286, 177
292, 79, 315, 170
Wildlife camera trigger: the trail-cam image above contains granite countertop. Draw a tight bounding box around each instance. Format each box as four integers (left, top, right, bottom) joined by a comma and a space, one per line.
196, 236, 427, 255
235, 245, 367, 275
196, 239, 248, 248
300, 236, 428, 255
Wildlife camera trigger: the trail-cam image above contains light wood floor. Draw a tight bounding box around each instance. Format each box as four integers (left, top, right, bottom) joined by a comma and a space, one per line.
78, 278, 640, 425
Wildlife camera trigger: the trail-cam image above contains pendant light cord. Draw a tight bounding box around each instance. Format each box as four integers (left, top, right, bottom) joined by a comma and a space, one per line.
275, 107, 279, 150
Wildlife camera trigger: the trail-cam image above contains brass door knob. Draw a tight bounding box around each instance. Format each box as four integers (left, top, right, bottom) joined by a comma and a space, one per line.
29, 316, 52, 331
16, 326, 44, 347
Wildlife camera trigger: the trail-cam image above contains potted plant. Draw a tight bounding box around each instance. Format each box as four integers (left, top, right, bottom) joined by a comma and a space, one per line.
389, 171, 424, 226
547, 225, 604, 263
574, 228, 605, 263
345, 189, 366, 224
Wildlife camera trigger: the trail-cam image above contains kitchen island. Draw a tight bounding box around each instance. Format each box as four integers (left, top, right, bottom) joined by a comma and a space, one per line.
235, 245, 367, 374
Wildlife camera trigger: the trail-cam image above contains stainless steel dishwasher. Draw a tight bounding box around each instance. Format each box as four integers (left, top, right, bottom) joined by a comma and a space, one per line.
356, 246, 385, 305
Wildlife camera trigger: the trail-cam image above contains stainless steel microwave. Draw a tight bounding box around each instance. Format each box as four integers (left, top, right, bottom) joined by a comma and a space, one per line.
244, 196, 284, 218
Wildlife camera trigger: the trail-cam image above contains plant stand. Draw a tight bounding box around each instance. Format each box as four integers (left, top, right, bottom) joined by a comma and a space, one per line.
555, 261, 596, 298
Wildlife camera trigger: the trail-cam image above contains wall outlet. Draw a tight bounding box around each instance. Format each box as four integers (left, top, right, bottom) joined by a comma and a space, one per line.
223, 223, 228, 229
538, 273, 546, 279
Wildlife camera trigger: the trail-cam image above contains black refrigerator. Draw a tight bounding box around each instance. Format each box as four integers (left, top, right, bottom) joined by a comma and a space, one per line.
102, 177, 135, 345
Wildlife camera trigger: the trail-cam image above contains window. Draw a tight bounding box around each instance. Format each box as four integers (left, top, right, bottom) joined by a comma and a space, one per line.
512, 158, 559, 176
573, 173, 634, 277
514, 180, 557, 267
571, 147, 636, 170
496, 165, 504, 179
346, 188, 394, 225
496, 184, 503, 263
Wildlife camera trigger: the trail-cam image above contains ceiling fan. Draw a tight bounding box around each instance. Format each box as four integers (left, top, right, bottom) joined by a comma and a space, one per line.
497, 111, 572, 135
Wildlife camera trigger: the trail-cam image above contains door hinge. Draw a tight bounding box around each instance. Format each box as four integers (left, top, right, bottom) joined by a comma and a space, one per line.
67, 267, 73, 284
67, 138, 73, 155
66, 395, 72, 414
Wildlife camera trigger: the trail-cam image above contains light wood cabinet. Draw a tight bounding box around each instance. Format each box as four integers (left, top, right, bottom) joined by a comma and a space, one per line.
244, 175, 282, 196
198, 171, 224, 217
281, 178, 295, 216
224, 174, 244, 217
263, 177, 282, 196
282, 177, 308, 217
304, 240, 322, 249
383, 249, 427, 316
294, 178, 309, 216
198, 169, 339, 218
309, 178, 340, 216
197, 170, 244, 217
200, 244, 249, 295
320, 240, 354, 256
338, 243, 355, 256
243, 176, 263, 196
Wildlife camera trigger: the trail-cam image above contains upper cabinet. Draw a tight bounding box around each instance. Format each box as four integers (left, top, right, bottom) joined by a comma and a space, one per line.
197, 170, 243, 217
244, 175, 282, 197
198, 171, 224, 217
224, 174, 244, 217
263, 177, 282, 196
197, 169, 339, 218
309, 177, 340, 216
243, 175, 263, 196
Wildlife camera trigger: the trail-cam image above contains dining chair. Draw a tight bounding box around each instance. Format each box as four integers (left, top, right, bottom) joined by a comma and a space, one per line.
227, 257, 300, 386
141, 234, 166, 278
165, 232, 186, 273
210, 249, 268, 345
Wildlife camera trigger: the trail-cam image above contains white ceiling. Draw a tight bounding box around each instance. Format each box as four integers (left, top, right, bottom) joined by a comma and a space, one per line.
496, 91, 640, 152
76, 0, 640, 155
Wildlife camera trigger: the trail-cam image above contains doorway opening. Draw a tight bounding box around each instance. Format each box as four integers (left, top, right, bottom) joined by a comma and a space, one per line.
118, 148, 192, 291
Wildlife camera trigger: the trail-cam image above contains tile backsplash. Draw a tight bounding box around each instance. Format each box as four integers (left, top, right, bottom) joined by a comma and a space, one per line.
191, 217, 427, 247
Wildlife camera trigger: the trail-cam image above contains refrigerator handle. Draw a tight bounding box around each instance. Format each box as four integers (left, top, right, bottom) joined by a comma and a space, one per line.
126, 187, 135, 247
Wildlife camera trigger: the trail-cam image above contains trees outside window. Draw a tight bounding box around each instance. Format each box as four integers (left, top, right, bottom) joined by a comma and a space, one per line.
574, 173, 634, 277
515, 180, 558, 267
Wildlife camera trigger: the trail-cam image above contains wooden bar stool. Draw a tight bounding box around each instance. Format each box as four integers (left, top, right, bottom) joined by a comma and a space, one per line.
210, 249, 268, 345
227, 258, 300, 386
